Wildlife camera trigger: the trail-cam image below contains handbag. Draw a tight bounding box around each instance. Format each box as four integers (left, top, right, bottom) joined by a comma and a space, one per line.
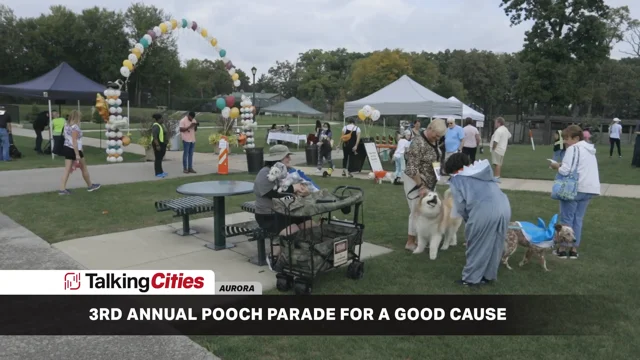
551, 148, 580, 201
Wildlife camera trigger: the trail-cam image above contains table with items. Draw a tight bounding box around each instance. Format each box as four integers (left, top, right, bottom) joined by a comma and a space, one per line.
267, 132, 307, 148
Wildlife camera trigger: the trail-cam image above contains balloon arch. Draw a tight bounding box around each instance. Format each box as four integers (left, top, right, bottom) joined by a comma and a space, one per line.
95, 18, 255, 163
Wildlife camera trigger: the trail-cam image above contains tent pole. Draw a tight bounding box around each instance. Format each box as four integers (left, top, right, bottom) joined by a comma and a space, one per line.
48, 100, 54, 160
297, 114, 300, 134
77, 100, 80, 112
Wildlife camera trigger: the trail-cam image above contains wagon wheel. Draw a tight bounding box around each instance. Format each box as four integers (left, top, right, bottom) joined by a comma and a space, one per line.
347, 261, 364, 279
293, 278, 312, 295
276, 273, 293, 292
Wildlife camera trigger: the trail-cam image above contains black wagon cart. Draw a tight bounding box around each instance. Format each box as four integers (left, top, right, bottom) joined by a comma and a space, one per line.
269, 186, 365, 295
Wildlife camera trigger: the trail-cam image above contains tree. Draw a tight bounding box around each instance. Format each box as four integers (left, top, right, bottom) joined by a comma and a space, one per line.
624, 19, 640, 57
501, 0, 611, 144
266, 60, 299, 98
348, 49, 412, 99
311, 85, 326, 113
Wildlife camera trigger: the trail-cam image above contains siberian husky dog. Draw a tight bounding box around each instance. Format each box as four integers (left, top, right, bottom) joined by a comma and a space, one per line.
413, 189, 463, 260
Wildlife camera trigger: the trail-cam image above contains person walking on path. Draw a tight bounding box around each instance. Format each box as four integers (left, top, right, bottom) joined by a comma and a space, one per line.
179, 111, 198, 174
340, 118, 361, 177
315, 122, 334, 174
609, 118, 622, 158
461, 117, 480, 163
445, 153, 511, 286
443, 118, 465, 174
58, 110, 100, 195
51, 112, 66, 155
392, 130, 412, 184
151, 113, 168, 178
549, 125, 600, 260
490, 117, 511, 182
32, 111, 49, 154
0, 106, 12, 161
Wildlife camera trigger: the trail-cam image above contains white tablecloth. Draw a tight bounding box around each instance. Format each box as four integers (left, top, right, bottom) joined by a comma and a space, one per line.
267, 132, 307, 146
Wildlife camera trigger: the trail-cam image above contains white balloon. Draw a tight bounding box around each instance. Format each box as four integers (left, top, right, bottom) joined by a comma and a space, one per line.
135, 43, 144, 53
120, 66, 130, 78
108, 140, 116, 147
221, 107, 231, 118
116, 107, 123, 114
109, 107, 116, 114
122, 116, 129, 123
107, 156, 114, 163
114, 90, 121, 97
233, 80, 241, 87
108, 115, 116, 123
107, 99, 115, 106
153, 26, 161, 37
116, 156, 123, 163
105, 131, 110, 138
371, 109, 381, 121
363, 105, 372, 117
103, 89, 111, 97
116, 148, 124, 155
116, 98, 122, 106
229, 68, 236, 75
222, 57, 229, 63
116, 140, 123, 147
214, 45, 221, 52
143, 34, 152, 43
116, 131, 123, 138
105, 123, 112, 130
164, 21, 172, 32
116, 115, 123, 121
196, 26, 203, 34
128, 54, 138, 65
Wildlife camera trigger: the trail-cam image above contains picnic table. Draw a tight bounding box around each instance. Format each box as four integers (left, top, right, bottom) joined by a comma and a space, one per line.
176, 181, 254, 251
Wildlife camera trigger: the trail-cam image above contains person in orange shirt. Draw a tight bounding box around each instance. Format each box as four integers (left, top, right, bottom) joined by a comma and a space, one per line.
179, 111, 198, 173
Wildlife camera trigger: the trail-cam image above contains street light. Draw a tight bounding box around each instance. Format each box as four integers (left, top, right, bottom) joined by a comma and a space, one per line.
168, 80, 171, 110
251, 66, 257, 108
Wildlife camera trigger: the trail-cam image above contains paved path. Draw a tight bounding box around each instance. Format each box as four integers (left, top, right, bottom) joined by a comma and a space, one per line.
0, 212, 218, 360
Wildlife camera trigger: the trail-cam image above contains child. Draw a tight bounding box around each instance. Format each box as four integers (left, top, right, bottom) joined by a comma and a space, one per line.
445, 153, 511, 286
392, 130, 411, 185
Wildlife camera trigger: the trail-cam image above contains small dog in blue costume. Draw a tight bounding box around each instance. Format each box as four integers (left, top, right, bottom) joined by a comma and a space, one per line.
502, 214, 576, 272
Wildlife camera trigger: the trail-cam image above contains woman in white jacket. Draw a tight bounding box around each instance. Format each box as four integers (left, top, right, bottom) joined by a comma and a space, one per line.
549, 125, 600, 259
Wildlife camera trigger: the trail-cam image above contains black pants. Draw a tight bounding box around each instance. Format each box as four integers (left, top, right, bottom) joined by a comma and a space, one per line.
34, 129, 43, 152
609, 138, 621, 157
154, 143, 167, 175
462, 146, 477, 162
342, 145, 356, 173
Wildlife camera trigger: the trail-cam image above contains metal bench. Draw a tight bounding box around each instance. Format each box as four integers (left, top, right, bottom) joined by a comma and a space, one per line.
155, 196, 214, 236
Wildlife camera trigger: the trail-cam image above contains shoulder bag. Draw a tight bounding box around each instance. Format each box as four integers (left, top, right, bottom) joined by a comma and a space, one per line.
551, 147, 580, 201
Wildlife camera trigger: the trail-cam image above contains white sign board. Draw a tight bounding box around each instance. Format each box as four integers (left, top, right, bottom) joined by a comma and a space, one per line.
364, 142, 383, 172
333, 239, 349, 267
218, 139, 228, 149
476, 121, 484, 128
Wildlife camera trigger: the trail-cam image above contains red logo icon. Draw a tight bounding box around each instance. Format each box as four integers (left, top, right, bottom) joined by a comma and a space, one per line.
64, 272, 81, 290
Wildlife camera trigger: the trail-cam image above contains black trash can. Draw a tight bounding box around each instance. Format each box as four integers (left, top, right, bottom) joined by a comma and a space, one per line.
305, 144, 318, 166
246, 147, 264, 174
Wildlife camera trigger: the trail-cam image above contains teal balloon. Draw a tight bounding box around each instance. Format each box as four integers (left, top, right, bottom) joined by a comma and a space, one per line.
181, 19, 188, 28
216, 98, 226, 110
219, 49, 226, 58
140, 38, 149, 48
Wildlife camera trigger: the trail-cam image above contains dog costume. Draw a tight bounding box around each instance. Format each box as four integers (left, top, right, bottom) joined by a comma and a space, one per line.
449, 159, 511, 284
267, 162, 319, 193
509, 214, 558, 249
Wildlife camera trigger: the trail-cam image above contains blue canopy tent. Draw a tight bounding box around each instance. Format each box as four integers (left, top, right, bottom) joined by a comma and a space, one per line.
0, 62, 128, 158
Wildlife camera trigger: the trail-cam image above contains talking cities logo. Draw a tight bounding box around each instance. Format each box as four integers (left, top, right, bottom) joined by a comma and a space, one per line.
64, 272, 81, 290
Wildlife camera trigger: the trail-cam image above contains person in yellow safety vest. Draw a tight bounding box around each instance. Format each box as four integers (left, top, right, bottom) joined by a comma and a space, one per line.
552, 129, 566, 162
151, 113, 168, 178
51, 111, 66, 155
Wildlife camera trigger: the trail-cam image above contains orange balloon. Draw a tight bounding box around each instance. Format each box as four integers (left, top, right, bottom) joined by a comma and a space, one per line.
122, 136, 131, 146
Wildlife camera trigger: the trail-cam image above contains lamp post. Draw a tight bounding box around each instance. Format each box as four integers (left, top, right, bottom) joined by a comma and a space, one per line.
251, 66, 257, 108
168, 80, 171, 110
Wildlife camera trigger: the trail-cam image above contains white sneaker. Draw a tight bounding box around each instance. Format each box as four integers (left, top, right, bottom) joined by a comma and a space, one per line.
315, 169, 322, 175
265, 254, 275, 272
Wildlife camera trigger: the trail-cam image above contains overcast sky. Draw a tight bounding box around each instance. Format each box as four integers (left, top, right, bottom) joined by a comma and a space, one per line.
5, 0, 639, 78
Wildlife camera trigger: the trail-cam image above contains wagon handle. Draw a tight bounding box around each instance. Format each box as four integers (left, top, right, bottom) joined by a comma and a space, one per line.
332, 186, 364, 198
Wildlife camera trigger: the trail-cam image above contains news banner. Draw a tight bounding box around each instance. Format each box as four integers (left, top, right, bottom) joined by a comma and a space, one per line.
0, 270, 611, 336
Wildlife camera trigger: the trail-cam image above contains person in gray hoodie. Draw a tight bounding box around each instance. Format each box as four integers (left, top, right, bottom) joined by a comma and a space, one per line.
445, 153, 512, 286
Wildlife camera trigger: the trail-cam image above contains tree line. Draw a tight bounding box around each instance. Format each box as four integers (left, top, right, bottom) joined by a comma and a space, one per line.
1, 1, 639, 141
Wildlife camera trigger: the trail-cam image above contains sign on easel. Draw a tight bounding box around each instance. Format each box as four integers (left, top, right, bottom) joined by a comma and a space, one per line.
364, 142, 383, 172
476, 121, 484, 128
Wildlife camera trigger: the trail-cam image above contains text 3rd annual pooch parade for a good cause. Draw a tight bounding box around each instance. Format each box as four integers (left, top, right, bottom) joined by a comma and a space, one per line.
89, 307, 508, 322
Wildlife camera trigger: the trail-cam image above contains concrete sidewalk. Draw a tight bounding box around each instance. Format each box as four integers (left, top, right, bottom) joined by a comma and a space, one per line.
0, 212, 218, 360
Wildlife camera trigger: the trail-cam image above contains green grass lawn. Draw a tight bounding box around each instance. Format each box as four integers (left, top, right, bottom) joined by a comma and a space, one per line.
0, 173, 636, 359
1, 135, 109, 171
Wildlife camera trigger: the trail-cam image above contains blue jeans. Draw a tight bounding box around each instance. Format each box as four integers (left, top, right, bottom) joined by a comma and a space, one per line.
553, 149, 566, 162
559, 192, 595, 248
182, 141, 195, 170
0, 128, 9, 161
394, 156, 403, 178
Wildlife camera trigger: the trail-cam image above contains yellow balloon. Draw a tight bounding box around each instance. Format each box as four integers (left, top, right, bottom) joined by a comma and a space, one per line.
231, 73, 239, 81
357, 109, 366, 121
230, 107, 240, 119
132, 48, 141, 58
170, 19, 178, 29
201, 28, 208, 38
123, 59, 133, 71
210, 38, 218, 47
159, 23, 168, 33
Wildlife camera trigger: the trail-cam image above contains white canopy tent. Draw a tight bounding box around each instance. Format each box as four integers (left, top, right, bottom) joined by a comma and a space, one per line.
343, 75, 462, 119
432, 96, 485, 121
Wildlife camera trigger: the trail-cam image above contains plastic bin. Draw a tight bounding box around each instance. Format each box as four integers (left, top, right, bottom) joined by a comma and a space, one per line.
305, 144, 318, 166
246, 147, 264, 174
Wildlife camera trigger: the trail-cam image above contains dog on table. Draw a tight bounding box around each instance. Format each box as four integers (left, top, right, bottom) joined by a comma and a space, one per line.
413, 189, 463, 260
502, 222, 576, 272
